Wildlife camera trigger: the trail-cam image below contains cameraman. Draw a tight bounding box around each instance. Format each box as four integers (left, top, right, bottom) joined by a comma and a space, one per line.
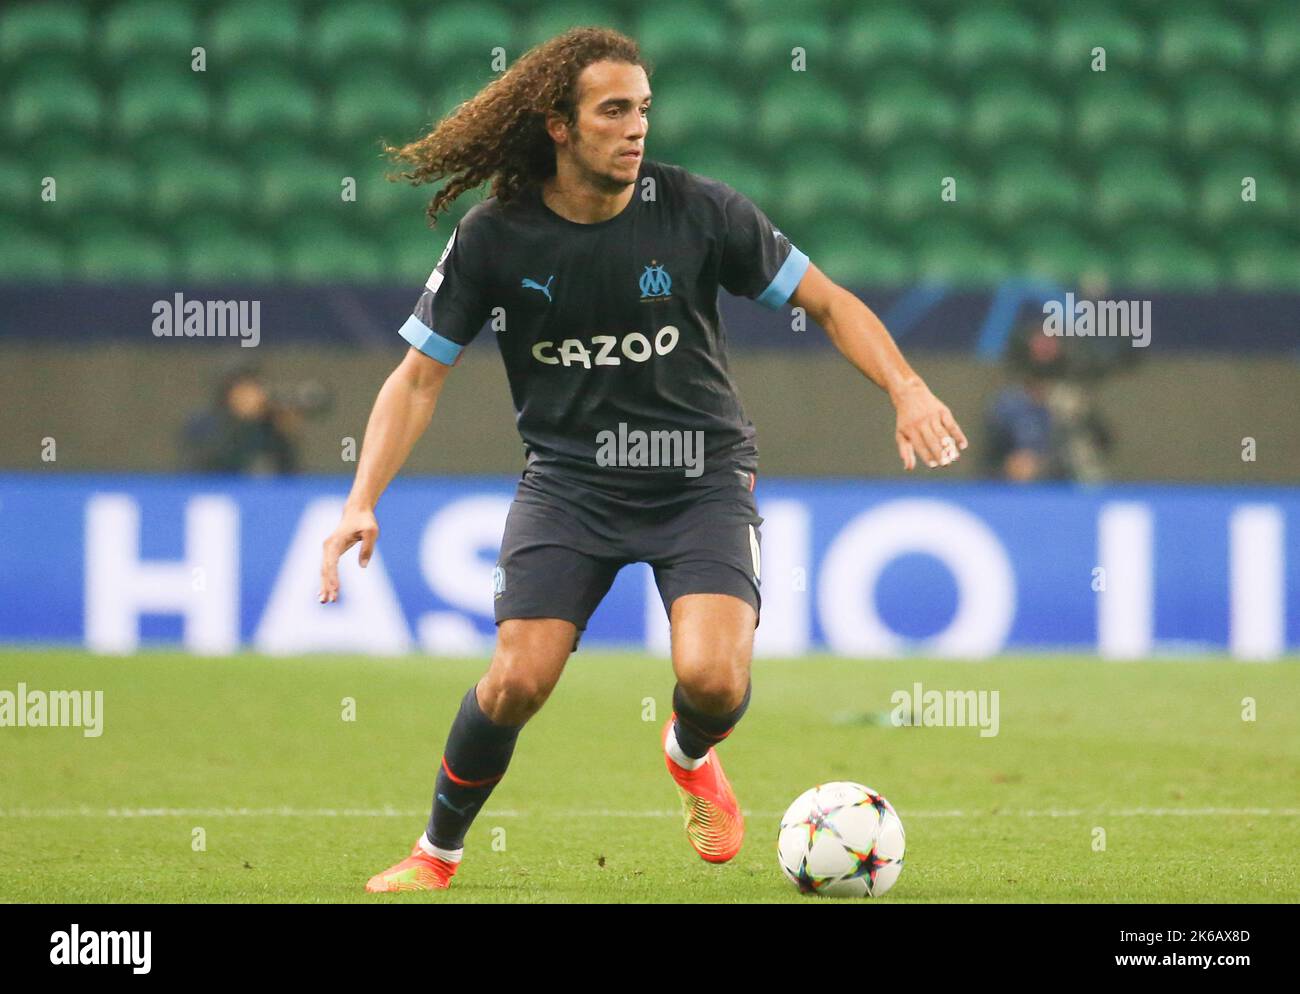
181, 363, 301, 475
983, 322, 1116, 483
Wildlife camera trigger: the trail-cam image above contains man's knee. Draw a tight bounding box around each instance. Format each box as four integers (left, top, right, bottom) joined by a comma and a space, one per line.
479, 619, 573, 723
674, 654, 750, 714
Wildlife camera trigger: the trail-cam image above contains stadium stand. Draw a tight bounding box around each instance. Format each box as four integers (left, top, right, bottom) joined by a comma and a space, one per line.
1, 0, 1297, 287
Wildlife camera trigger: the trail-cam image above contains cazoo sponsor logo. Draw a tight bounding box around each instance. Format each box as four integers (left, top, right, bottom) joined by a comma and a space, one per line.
532, 326, 680, 367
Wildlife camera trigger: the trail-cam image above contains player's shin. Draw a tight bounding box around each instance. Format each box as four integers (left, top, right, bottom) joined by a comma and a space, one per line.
426, 683, 523, 851
668, 679, 752, 766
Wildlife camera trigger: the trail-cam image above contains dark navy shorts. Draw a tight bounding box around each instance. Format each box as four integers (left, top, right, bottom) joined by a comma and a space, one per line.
493, 467, 764, 649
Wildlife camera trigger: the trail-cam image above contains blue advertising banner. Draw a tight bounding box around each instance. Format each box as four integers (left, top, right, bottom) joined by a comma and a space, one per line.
0, 474, 1295, 659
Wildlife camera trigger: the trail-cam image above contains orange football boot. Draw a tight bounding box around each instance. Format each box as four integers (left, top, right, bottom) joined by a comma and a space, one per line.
365, 839, 459, 893
662, 715, 745, 863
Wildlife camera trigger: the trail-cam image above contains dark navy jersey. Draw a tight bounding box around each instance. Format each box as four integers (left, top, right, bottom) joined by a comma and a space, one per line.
398, 158, 810, 493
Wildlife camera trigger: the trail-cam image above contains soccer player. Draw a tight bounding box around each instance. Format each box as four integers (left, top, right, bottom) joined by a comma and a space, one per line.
319, 27, 968, 892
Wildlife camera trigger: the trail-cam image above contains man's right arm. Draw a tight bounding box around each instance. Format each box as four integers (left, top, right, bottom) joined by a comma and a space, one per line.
319, 347, 452, 603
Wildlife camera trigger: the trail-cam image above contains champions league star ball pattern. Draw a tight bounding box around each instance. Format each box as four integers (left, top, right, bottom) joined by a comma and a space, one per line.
777, 782, 906, 898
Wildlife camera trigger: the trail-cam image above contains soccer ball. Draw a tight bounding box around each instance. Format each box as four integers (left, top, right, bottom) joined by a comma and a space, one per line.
777, 782, 906, 897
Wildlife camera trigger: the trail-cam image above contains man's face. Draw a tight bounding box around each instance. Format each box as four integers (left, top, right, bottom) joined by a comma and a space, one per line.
554, 60, 650, 191
226, 379, 269, 420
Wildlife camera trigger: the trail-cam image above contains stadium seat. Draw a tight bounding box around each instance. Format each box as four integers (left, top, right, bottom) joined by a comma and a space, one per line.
1120, 225, 1221, 289
643, 71, 746, 147
1014, 221, 1110, 285
339, 159, 433, 231
75, 228, 173, 282
815, 238, 913, 288
1074, 79, 1174, 151
100, 0, 199, 67
115, 69, 211, 139
796, 218, 913, 288
776, 153, 875, 226
309, 2, 410, 70
946, 6, 1043, 73
221, 71, 318, 140
388, 218, 457, 284
523, 5, 629, 51
756, 77, 854, 149
0, 2, 90, 61
239, 134, 322, 170
737, 16, 835, 71
985, 150, 1086, 228
6, 71, 102, 140
1195, 155, 1291, 228
280, 220, 386, 283
965, 74, 1066, 149
635, 2, 729, 64
209, 1, 303, 66
149, 154, 249, 221
726, 0, 839, 21
861, 71, 960, 148
255, 155, 354, 218
1046, 7, 1145, 74
878, 144, 970, 224
1156, 7, 1251, 74
433, 62, 505, 110
839, 6, 939, 72
17, 133, 86, 176
673, 149, 776, 206
910, 220, 1012, 286
1259, 2, 1300, 79
1091, 148, 1190, 228
1281, 96, 1300, 162
383, 185, 480, 247
417, 3, 515, 70
0, 159, 36, 215
1221, 227, 1300, 288
39, 157, 144, 224
130, 132, 212, 169
1179, 77, 1276, 153
326, 72, 429, 148
0, 222, 66, 281
179, 220, 279, 283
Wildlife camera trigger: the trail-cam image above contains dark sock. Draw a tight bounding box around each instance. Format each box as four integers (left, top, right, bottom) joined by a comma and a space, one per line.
426, 683, 522, 850
671, 680, 752, 760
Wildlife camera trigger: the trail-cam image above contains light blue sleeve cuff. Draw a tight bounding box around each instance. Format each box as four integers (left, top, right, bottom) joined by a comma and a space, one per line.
756, 246, 810, 310
399, 314, 463, 365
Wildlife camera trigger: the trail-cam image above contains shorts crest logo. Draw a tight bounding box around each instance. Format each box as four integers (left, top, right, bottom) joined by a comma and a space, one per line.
492, 565, 505, 597
639, 261, 672, 299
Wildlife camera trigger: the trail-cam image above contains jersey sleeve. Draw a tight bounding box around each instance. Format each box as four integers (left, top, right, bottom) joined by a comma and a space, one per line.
397, 209, 493, 365
717, 185, 810, 310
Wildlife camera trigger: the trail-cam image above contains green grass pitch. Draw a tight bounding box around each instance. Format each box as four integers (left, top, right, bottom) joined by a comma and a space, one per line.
1, 648, 1296, 903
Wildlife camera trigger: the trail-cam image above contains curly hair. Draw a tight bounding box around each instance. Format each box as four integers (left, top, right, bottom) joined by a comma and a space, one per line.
385, 26, 651, 227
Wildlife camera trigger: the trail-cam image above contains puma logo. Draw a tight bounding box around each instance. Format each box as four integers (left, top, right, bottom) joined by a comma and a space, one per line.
436, 793, 477, 816
521, 275, 555, 302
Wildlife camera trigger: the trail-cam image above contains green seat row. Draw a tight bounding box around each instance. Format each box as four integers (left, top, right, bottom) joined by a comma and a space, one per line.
4, 210, 1298, 290
8, 59, 1299, 163
5, 0, 1297, 76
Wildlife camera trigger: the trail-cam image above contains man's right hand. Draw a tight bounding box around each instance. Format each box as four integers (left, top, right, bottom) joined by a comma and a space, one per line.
319, 505, 379, 603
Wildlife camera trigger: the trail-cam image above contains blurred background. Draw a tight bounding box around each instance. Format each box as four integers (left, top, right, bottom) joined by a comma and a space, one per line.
0, 0, 1297, 656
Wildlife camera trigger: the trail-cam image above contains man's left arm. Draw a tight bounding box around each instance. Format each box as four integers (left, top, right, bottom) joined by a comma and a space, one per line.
789, 262, 968, 471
